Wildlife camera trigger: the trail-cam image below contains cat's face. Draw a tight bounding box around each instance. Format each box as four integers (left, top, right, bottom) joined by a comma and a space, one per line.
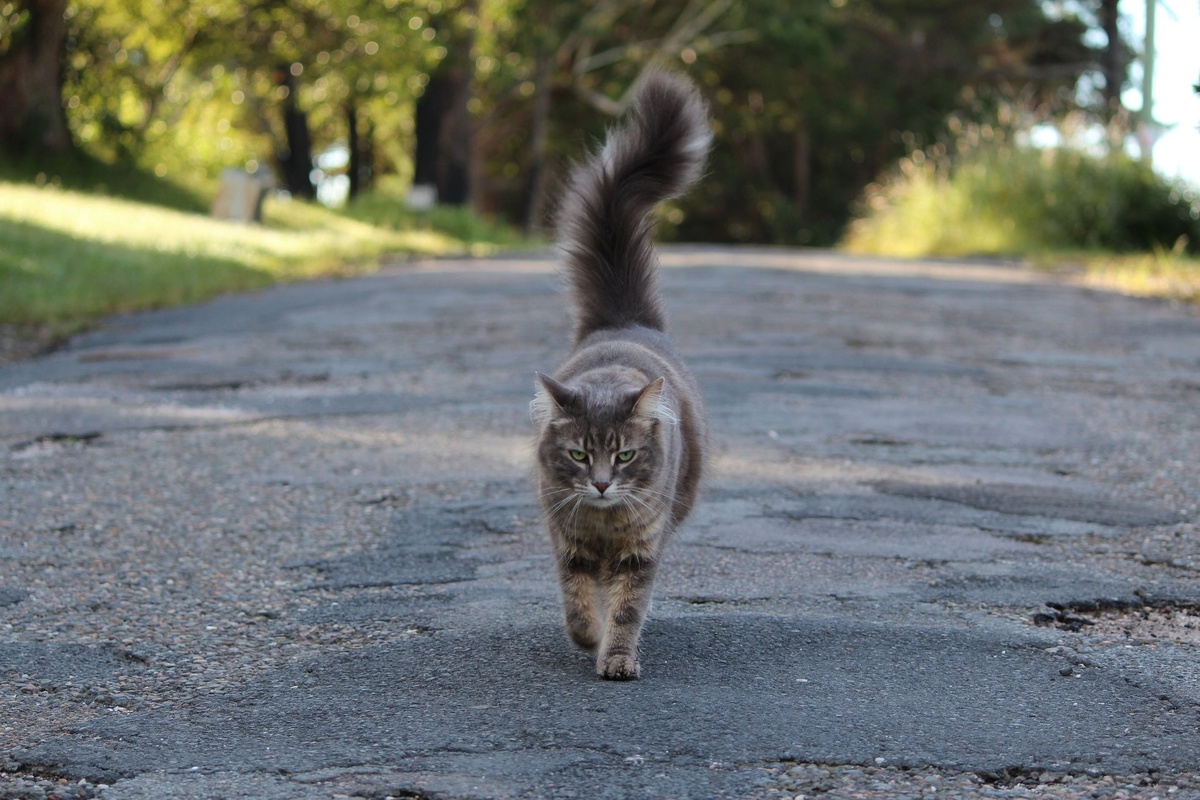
533, 374, 671, 513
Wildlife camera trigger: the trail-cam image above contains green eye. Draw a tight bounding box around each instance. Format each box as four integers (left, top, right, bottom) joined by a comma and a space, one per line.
616, 450, 636, 463
568, 449, 588, 462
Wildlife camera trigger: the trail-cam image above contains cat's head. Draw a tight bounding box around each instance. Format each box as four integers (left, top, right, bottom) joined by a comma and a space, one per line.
532, 372, 675, 510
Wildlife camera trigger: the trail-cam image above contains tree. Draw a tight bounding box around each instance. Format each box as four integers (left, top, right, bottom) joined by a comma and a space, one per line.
49, 0, 428, 198
412, 0, 478, 206
1039, 0, 1135, 121
61, 0, 253, 169
4, 0, 1114, 246
468, 0, 742, 230
1097, 0, 1123, 121
207, 0, 433, 200
277, 68, 317, 199
0, 0, 71, 154
670, 0, 1105, 245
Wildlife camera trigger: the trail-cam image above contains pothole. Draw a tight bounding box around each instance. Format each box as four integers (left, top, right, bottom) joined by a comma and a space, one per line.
10, 432, 103, 459
152, 370, 330, 392
1033, 600, 1200, 644
871, 480, 1184, 527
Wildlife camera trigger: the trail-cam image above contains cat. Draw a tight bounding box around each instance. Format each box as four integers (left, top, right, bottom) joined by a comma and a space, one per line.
531, 72, 711, 680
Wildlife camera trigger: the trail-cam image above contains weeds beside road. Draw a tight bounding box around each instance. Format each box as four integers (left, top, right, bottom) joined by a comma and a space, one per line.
3, 156, 1198, 367
0, 174, 522, 352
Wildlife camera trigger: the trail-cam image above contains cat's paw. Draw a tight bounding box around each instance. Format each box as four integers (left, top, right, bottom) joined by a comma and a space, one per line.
597, 652, 640, 681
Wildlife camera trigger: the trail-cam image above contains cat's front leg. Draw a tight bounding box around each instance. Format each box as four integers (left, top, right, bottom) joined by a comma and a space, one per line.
596, 556, 658, 680
557, 554, 602, 651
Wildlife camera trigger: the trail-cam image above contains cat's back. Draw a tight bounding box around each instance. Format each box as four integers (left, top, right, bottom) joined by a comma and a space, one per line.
563, 326, 701, 407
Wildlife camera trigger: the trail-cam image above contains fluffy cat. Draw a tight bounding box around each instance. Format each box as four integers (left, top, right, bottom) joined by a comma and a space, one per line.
531, 72, 711, 680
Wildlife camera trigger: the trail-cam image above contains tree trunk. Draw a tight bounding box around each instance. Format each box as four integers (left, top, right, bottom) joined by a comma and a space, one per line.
346, 100, 360, 200
523, 56, 554, 235
1099, 0, 1123, 122
413, 65, 473, 206
276, 70, 315, 200
360, 114, 375, 193
436, 63, 472, 206
411, 0, 476, 207
345, 100, 375, 200
0, 0, 72, 154
793, 124, 811, 217
413, 75, 444, 191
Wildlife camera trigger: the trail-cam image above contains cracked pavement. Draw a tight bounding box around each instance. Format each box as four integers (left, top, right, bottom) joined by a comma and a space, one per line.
2, 247, 1199, 798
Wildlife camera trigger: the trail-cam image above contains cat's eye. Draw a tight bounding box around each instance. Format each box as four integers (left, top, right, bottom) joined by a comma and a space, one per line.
616, 450, 636, 463
568, 449, 588, 462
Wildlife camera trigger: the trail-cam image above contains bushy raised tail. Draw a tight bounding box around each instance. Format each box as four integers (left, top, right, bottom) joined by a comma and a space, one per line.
556, 72, 711, 343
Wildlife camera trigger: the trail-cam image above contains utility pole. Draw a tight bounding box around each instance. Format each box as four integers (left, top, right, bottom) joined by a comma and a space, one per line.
1138, 0, 1157, 164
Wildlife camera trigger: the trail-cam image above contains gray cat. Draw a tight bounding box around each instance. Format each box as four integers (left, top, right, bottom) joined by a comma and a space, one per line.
531, 72, 711, 680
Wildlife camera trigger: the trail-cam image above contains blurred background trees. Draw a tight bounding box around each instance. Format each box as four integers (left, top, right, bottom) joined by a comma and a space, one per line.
0, 0, 71, 153
1, 0, 1196, 251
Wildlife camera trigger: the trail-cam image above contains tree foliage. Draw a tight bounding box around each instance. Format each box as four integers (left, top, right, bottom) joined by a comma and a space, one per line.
672, 0, 1107, 244
3, 0, 1118, 243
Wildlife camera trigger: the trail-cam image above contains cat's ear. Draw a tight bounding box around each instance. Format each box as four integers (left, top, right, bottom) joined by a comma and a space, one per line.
631, 376, 677, 424
532, 372, 579, 425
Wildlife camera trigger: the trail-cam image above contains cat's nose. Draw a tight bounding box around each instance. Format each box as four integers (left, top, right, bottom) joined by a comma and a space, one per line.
592, 481, 611, 495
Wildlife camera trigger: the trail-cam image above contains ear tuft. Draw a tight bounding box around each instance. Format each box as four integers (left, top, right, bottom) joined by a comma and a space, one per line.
531, 372, 579, 425
632, 377, 677, 424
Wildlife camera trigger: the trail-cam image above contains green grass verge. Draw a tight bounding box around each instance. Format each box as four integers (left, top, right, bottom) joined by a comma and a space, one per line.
841, 136, 1200, 306
0, 150, 211, 214
340, 176, 531, 249
0, 173, 522, 337
1071, 251, 1200, 305
844, 146, 1199, 258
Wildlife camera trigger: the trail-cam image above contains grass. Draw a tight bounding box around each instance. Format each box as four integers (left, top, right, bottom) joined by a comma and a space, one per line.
1073, 250, 1200, 304
0, 166, 524, 339
340, 176, 531, 249
842, 155, 1024, 258
0, 150, 211, 214
842, 134, 1200, 306
845, 147, 1200, 258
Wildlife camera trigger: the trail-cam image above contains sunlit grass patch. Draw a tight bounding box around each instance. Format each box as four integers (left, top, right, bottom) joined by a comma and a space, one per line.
0, 180, 476, 332
843, 136, 1200, 260
841, 154, 1030, 258
340, 176, 530, 249
1077, 250, 1200, 304
841, 131, 1200, 306
0, 150, 210, 214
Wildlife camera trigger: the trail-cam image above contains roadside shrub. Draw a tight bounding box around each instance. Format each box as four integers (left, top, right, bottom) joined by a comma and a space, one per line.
843, 134, 1200, 257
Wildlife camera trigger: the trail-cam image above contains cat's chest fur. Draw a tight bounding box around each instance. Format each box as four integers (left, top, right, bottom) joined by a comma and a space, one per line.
550, 499, 665, 555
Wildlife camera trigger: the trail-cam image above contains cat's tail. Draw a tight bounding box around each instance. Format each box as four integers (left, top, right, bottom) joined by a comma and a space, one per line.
557, 71, 711, 342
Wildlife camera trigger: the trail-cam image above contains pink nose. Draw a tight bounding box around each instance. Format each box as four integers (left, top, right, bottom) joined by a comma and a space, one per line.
593, 481, 611, 495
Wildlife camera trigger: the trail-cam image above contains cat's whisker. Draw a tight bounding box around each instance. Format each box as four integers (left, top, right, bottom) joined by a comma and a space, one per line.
537, 488, 574, 508
618, 496, 644, 527
631, 484, 673, 501
624, 496, 652, 527
549, 489, 586, 527
565, 493, 587, 537
622, 490, 657, 520
545, 493, 578, 518
626, 486, 666, 511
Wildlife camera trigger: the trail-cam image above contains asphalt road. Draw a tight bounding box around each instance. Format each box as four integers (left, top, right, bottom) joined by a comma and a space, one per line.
2, 247, 1199, 799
